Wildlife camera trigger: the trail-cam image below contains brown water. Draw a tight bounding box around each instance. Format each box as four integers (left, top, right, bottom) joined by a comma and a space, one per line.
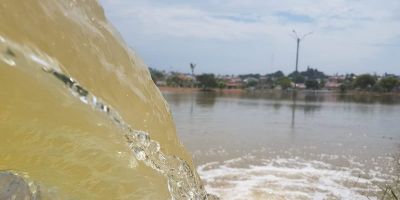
1, 1, 399, 199
164, 91, 400, 199
0, 1, 213, 199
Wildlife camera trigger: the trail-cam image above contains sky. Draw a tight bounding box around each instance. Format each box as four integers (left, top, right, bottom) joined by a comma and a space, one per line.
98, 0, 400, 75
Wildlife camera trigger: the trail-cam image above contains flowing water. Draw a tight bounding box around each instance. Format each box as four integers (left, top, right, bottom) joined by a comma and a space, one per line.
1, 1, 399, 199
0, 1, 215, 199
163, 91, 400, 200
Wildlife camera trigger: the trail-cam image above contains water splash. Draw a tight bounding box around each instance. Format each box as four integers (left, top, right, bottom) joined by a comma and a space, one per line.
0, 35, 217, 199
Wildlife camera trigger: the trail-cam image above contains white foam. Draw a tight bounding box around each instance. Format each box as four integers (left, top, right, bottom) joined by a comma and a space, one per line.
30, 54, 49, 67
198, 157, 390, 200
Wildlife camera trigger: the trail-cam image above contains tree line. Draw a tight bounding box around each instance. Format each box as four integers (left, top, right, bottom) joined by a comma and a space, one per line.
149, 67, 400, 93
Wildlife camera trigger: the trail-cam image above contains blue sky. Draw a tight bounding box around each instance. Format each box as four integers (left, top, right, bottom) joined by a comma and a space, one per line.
99, 0, 400, 75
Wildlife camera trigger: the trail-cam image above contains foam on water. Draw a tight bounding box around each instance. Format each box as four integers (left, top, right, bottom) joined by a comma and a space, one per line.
198, 156, 392, 200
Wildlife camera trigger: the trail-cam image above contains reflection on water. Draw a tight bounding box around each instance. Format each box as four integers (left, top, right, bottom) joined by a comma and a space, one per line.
196, 92, 217, 108
338, 93, 400, 104
164, 91, 400, 199
219, 91, 400, 105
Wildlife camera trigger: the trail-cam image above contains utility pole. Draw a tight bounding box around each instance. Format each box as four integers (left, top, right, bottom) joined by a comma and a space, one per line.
292, 30, 312, 73
295, 38, 300, 72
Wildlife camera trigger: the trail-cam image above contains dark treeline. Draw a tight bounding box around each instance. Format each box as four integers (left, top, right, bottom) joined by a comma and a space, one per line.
149, 67, 400, 93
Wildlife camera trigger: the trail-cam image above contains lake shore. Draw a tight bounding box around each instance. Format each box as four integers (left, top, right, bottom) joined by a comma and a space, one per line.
158, 86, 245, 94
158, 86, 400, 96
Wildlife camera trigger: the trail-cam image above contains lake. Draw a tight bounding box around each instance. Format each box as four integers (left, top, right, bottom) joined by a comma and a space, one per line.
163, 91, 400, 200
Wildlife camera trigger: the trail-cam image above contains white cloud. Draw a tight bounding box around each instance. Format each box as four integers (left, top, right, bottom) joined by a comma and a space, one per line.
100, 1, 270, 40
99, 0, 400, 74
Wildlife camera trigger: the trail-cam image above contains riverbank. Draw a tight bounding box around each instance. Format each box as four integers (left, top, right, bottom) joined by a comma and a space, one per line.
158, 86, 245, 94
158, 86, 400, 96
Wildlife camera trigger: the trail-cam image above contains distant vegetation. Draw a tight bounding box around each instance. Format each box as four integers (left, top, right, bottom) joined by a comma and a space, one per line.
353, 74, 376, 90
149, 67, 400, 93
196, 74, 217, 90
149, 68, 165, 84
380, 77, 400, 92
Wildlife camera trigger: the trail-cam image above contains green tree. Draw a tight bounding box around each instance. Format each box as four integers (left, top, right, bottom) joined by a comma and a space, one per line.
300, 67, 326, 80
217, 80, 226, 89
345, 73, 356, 82
166, 74, 184, 87
246, 79, 258, 88
319, 79, 326, 89
305, 79, 320, 90
196, 74, 217, 90
289, 71, 305, 83
339, 81, 352, 93
278, 77, 292, 90
271, 71, 285, 79
379, 77, 399, 92
239, 74, 261, 80
149, 67, 165, 84
353, 74, 376, 90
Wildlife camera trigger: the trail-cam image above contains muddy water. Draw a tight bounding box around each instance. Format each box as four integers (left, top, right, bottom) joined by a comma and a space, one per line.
0, 1, 212, 199
164, 91, 400, 199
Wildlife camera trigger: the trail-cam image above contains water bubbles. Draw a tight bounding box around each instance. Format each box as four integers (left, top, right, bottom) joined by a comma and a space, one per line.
30, 54, 50, 69
149, 141, 161, 153
134, 148, 147, 161
136, 131, 150, 144
79, 96, 89, 104
0, 55, 16, 66
129, 157, 138, 168
1, 48, 16, 66
159, 153, 167, 162
0, 36, 216, 199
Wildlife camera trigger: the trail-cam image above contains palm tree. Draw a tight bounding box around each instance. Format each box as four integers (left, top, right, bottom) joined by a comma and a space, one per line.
190, 63, 196, 88
190, 63, 196, 76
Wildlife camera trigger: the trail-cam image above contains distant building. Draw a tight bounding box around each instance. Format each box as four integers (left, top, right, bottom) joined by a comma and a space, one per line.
243, 77, 259, 84
325, 75, 345, 90
178, 74, 196, 82
223, 76, 243, 89
164, 72, 196, 87
257, 76, 269, 89
294, 83, 306, 89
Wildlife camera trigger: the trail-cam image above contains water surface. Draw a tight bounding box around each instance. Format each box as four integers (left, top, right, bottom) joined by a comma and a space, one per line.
0, 1, 209, 199
164, 91, 400, 199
